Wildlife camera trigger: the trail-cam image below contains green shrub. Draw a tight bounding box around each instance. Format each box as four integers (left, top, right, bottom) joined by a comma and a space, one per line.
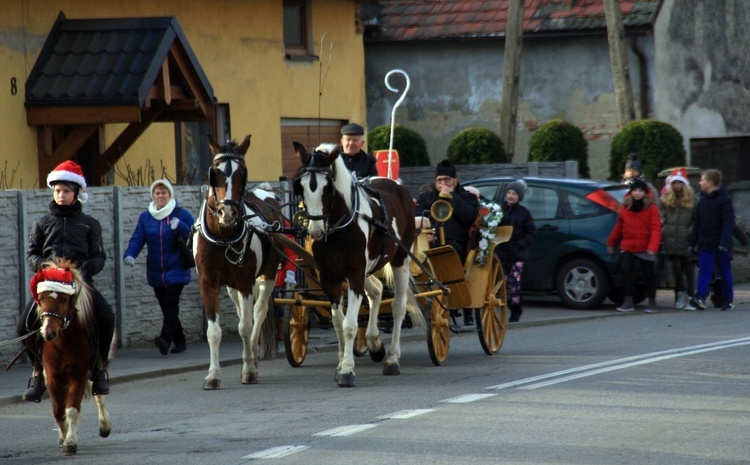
528, 119, 590, 178
367, 124, 430, 167
446, 127, 507, 164
609, 120, 686, 182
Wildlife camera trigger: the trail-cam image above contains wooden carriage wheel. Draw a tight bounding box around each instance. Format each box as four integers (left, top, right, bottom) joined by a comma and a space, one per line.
476, 255, 507, 355
284, 292, 310, 367
426, 294, 450, 365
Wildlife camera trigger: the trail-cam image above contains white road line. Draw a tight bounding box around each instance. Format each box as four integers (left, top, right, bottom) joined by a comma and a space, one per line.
377, 409, 435, 419
486, 336, 750, 390
242, 445, 309, 459
440, 393, 497, 403
313, 424, 377, 437
521, 340, 750, 389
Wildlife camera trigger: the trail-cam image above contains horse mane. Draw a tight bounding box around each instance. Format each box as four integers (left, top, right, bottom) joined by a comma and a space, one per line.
325, 146, 354, 209
39, 257, 95, 333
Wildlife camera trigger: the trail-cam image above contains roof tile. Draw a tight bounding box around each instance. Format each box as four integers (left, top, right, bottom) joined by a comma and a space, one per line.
372, 0, 657, 41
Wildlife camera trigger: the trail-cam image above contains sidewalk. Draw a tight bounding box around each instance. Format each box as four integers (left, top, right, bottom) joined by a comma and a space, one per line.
3, 285, 747, 407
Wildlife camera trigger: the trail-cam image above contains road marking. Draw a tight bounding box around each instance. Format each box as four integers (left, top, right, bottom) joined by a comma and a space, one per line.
521, 339, 750, 389
313, 424, 377, 437
485, 337, 750, 391
377, 409, 434, 419
441, 393, 497, 403
242, 445, 309, 459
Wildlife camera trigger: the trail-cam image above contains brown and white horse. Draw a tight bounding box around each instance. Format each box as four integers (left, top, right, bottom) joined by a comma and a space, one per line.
31, 259, 111, 455
194, 135, 283, 389
293, 142, 421, 387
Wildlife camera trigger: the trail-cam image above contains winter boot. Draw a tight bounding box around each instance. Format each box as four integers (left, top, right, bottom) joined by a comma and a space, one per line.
674, 291, 687, 309
22, 371, 46, 403
508, 304, 522, 322
91, 360, 110, 396
645, 298, 657, 313
616, 296, 634, 312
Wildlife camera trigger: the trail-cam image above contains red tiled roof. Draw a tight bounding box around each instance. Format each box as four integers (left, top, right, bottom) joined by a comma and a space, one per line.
373, 0, 658, 41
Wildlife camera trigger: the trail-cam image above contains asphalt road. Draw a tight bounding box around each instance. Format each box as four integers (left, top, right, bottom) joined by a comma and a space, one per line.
1, 303, 749, 465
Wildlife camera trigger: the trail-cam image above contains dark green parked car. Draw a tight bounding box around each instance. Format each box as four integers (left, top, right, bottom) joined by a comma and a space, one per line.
464, 177, 631, 309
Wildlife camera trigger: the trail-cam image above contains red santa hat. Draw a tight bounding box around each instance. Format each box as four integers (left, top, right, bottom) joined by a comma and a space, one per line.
668, 167, 690, 186
30, 267, 77, 303
46, 160, 89, 203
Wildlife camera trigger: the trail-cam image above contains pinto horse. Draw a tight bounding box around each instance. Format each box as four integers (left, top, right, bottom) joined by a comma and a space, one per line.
31, 259, 111, 455
194, 135, 283, 389
293, 142, 422, 387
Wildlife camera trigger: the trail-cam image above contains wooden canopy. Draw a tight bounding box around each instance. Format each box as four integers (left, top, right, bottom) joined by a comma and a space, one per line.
25, 12, 216, 185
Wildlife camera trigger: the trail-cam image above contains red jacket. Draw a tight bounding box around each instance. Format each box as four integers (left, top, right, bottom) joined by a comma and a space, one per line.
607, 203, 662, 253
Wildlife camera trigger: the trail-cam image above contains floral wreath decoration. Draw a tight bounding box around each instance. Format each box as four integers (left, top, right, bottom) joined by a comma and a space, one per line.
474, 201, 503, 266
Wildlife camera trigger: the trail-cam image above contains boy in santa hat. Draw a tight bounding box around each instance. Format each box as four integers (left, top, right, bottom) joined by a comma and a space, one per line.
17, 160, 115, 402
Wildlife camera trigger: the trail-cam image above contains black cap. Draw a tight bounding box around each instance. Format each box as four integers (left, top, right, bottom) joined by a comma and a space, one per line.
341, 123, 365, 136
625, 152, 642, 172
435, 160, 457, 178
628, 178, 649, 193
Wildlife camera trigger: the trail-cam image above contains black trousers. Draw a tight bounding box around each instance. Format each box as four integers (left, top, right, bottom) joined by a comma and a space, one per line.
620, 252, 656, 300
668, 255, 695, 296
17, 286, 115, 366
153, 284, 185, 347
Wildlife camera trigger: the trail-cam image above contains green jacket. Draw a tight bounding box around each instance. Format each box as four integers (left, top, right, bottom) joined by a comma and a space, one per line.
660, 204, 693, 256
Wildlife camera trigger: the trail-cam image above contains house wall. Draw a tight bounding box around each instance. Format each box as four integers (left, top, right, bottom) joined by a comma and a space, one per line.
365, 36, 652, 180
653, 0, 750, 158
0, 0, 366, 187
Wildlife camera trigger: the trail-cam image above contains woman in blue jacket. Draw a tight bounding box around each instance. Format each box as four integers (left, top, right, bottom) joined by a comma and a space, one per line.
124, 179, 195, 355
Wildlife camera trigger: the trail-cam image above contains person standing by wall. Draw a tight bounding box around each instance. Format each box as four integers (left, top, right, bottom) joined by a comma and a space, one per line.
660, 168, 696, 310
17, 160, 115, 402
607, 179, 662, 313
123, 179, 195, 355
688, 169, 736, 311
495, 180, 536, 323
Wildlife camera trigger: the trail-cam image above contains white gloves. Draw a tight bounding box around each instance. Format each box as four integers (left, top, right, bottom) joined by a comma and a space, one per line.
170, 218, 180, 230
284, 270, 297, 285
123, 256, 135, 266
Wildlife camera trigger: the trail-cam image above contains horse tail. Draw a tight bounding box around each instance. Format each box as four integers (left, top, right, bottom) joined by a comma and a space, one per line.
255, 278, 278, 360
382, 263, 425, 329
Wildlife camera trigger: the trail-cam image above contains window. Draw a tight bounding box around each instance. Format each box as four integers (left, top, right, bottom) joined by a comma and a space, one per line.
690, 136, 750, 185
283, 0, 311, 58
523, 187, 560, 220
176, 104, 231, 185
280, 119, 342, 180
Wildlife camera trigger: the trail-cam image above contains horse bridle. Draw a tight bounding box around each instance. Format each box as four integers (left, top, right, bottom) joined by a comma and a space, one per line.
207, 152, 246, 222
39, 310, 72, 332
295, 164, 360, 236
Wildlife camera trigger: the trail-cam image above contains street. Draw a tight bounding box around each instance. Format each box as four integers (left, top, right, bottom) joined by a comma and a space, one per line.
1, 304, 749, 465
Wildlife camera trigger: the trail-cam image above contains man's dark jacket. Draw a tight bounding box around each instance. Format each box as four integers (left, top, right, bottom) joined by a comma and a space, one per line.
415, 185, 479, 259
342, 150, 378, 179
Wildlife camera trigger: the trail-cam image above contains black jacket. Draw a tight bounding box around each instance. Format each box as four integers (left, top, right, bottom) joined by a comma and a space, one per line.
496, 201, 536, 263
415, 185, 479, 255
690, 186, 735, 251
342, 150, 378, 178
27, 201, 106, 283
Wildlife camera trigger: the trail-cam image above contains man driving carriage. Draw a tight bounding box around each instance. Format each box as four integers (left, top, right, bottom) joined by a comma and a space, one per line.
16, 161, 115, 402
339, 123, 378, 179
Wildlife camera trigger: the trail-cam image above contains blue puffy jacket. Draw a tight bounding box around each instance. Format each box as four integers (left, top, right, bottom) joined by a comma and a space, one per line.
124, 205, 195, 288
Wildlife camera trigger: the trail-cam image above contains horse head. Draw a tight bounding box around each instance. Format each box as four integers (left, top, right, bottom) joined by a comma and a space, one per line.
31, 258, 92, 342
293, 142, 353, 240
207, 135, 250, 228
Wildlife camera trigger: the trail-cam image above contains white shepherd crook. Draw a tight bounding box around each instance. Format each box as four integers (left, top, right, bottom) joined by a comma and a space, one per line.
384, 68, 410, 180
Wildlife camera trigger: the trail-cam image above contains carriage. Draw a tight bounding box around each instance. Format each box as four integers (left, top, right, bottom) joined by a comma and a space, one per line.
273, 175, 513, 368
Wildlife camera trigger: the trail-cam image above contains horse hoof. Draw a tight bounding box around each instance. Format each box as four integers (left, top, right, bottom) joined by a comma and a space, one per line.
337, 373, 356, 387
241, 372, 258, 385
369, 344, 386, 363
100, 428, 111, 438
62, 444, 77, 455
203, 379, 221, 390
383, 363, 401, 376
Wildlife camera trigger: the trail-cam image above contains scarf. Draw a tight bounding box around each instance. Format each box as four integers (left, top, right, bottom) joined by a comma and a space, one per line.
149, 198, 176, 220
629, 198, 645, 212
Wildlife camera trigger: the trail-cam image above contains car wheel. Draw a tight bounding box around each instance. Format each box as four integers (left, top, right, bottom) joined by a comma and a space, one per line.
556, 258, 609, 309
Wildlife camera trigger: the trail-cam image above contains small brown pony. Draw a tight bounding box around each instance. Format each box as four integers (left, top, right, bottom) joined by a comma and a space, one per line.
194, 135, 284, 389
31, 258, 111, 455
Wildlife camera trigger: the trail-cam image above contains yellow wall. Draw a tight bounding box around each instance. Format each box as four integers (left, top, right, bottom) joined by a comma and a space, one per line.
0, 0, 366, 187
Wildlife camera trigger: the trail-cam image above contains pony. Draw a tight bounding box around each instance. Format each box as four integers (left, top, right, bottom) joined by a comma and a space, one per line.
31, 258, 111, 455
194, 135, 284, 389
293, 142, 422, 387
